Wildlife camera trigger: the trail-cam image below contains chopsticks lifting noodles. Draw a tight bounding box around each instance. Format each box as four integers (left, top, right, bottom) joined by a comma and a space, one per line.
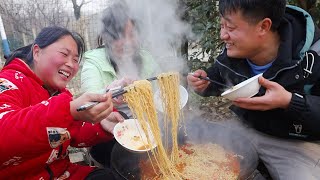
147, 73, 175, 81
76, 88, 127, 112
146, 77, 158, 81
148, 73, 230, 88
77, 74, 172, 112
112, 89, 127, 98
189, 73, 231, 88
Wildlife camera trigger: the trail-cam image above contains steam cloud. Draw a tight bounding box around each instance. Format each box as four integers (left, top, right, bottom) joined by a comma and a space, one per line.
121, 0, 193, 75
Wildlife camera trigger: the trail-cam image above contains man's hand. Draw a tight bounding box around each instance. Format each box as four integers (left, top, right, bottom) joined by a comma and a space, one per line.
187, 69, 210, 93
233, 76, 292, 111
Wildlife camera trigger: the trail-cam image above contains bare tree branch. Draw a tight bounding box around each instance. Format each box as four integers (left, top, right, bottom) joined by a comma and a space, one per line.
0, 0, 71, 48
71, 0, 90, 20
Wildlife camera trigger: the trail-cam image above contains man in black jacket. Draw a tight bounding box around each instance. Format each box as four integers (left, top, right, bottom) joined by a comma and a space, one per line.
187, 0, 320, 179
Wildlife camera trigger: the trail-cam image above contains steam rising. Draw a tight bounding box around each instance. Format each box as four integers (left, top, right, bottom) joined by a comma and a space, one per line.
102, 1, 261, 176
103, 0, 192, 77
126, 0, 191, 57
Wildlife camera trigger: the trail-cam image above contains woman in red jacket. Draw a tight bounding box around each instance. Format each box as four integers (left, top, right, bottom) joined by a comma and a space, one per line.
0, 26, 123, 179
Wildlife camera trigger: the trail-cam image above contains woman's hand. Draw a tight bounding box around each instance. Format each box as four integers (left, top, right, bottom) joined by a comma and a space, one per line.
107, 77, 135, 105
70, 92, 113, 123
233, 76, 292, 111
187, 69, 210, 93
100, 112, 125, 133
106, 77, 134, 89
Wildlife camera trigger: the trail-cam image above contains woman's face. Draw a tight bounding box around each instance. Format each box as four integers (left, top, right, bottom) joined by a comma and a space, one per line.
111, 20, 138, 60
33, 35, 80, 91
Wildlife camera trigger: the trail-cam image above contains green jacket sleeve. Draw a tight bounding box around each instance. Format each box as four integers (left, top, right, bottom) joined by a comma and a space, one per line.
80, 49, 116, 93
140, 49, 159, 78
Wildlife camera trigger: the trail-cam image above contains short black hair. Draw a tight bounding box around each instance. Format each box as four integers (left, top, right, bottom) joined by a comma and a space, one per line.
4, 44, 32, 66
32, 26, 85, 63
219, 0, 286, 31
5, 26, 85, 67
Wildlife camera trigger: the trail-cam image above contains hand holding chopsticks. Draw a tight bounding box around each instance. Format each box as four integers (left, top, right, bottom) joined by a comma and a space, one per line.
188, 72, 230, 88
77, 73, 179, 111
148, 72, 229, 88
76, 87, 127, 111
77, 75, 153, 112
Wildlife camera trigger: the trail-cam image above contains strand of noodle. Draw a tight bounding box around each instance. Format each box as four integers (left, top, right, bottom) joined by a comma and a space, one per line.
123, 80, 182, 179
175, 143, 238, 179
157, 72, 181, 162
132, 80, 239, 180
123, 83, 159, 173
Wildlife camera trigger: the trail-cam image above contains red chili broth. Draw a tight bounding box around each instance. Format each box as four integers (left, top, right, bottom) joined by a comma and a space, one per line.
139, 144, 240, 180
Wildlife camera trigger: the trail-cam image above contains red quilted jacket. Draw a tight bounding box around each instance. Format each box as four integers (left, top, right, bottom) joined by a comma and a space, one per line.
0, 59, 114, 179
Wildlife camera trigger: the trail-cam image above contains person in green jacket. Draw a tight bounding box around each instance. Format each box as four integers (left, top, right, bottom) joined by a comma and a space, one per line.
81, 1, 157, 117
80, 0, 158, 168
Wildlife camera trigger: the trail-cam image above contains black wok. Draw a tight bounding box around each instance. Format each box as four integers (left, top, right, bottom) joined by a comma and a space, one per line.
110, 118, 259, 180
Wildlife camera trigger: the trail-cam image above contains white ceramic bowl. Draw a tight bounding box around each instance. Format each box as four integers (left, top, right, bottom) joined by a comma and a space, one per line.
113, 119, 157, 153
154, 85, 188, 113
221, 73, 263, 101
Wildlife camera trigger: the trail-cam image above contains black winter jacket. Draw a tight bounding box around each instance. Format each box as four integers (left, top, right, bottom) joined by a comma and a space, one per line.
203, 6, 320, 140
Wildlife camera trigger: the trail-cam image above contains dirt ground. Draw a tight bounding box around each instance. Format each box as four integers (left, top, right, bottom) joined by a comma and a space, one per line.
186, 91, 237, 121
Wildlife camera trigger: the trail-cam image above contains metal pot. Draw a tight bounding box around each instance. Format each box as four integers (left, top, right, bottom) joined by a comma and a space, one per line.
111, 118, 259, 180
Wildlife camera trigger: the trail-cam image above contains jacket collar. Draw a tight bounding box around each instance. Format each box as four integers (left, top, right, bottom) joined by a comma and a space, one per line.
3, 58, 43, 84
3, 58, 68, 96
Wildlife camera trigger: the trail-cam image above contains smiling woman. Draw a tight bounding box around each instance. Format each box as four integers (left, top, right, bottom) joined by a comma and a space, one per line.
4, 27, 85, 94
33, 35, 80, 92
0, 26, 120, 179
36, 36, 82, 92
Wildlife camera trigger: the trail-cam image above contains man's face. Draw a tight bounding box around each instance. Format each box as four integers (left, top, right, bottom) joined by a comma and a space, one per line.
220, 11, 262, 60
33, 35, 80, 91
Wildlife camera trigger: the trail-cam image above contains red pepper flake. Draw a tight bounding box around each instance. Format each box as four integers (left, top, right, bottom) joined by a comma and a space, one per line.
117, 131, 123, 137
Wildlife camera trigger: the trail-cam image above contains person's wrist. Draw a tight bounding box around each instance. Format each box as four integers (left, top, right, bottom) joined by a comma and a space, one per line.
70, 100, 81, 121
281, 91, 293, 109
287, 92, 305, 111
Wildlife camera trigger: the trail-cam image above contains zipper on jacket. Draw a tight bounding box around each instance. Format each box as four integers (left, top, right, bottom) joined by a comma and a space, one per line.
45, 165, 54, 180
57, 145, 63, 158
268, 63, 299, 81
216, 59, 300, 81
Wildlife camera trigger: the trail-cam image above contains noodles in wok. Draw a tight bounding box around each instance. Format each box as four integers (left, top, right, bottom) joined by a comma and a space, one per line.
122, 72, 240, 179
139, 143, 240, 180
